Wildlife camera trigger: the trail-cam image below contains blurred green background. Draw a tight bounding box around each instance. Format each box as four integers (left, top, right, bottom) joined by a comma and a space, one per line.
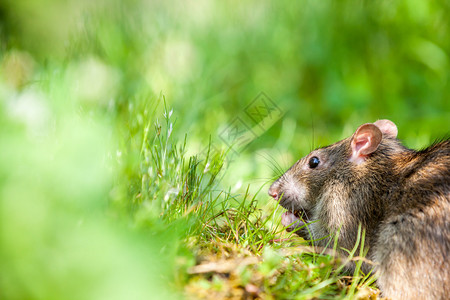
1, 0, 449, 299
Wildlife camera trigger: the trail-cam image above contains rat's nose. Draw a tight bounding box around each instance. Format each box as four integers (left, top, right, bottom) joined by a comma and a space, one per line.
268, 186, 279, 200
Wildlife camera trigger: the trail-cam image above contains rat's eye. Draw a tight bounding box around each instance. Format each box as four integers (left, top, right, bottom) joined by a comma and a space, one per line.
308, 156, 320, 169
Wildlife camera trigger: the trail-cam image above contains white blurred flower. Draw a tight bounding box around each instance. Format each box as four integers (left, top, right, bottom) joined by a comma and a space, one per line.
164, 187, 179, 202
203, 162, 210, 173
68, 56, 120, 104
163, 39, 197, 81
167, 123, 173, 138
6, 89, 50, 135
232, 180, 242, 193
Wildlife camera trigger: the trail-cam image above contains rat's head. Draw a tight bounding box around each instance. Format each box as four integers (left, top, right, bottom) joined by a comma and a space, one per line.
268, 119, 398, 221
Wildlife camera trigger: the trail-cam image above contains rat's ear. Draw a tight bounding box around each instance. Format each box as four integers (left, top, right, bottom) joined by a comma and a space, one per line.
350, 123, 382, 164
373, 119, 398, 138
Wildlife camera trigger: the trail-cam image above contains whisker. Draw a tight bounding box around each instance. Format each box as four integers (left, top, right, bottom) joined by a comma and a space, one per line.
258, 151, 285, 176
301, 207, 310, 221
310, 112, 315, 152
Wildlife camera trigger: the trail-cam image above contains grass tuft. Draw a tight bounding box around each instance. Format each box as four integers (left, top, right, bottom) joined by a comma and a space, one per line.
113, 100, 379, 299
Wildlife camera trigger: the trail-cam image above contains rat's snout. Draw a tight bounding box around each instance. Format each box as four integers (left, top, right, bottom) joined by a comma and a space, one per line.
268, 183, 280, 200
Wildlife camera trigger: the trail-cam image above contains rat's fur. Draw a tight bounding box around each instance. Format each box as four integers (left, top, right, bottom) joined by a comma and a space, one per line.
268, 120, 449, 299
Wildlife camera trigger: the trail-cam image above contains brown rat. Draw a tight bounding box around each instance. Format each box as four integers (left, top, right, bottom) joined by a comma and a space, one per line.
268, 119, 449, 299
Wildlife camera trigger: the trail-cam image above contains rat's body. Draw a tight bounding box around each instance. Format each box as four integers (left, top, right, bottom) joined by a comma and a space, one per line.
268, 120, 449, 299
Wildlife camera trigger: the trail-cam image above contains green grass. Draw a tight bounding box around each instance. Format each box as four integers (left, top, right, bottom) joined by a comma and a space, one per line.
1, 0, 449, 299
109, 99, 379, 299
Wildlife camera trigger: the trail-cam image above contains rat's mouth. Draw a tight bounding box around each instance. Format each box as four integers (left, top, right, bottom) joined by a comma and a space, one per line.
281, 208, 312, 233
278, 198, 310, 221
275, 194, 312, 232
281, 211, 304, 232
292, 210, 302, 218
